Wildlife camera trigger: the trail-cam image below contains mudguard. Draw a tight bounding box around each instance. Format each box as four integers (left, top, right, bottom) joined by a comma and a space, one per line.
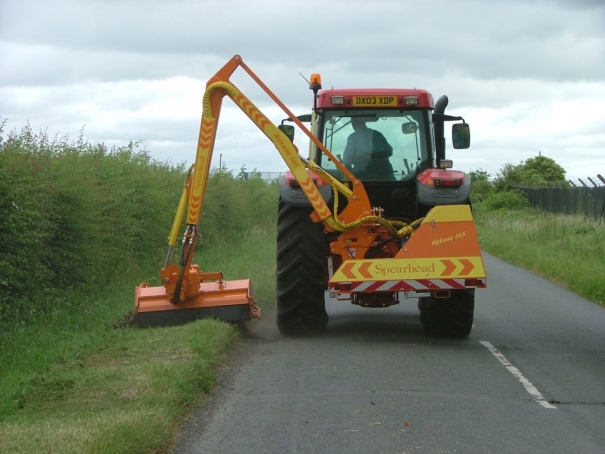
418, 172, 471, 206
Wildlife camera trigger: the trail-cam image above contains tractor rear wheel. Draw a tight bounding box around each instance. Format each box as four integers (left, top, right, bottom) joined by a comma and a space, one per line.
418, 289, 475, 336
276, 201, 328, 336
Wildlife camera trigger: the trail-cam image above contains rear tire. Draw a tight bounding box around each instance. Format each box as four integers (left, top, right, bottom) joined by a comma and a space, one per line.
418, 289, 475, 336
276, 200, 328, 336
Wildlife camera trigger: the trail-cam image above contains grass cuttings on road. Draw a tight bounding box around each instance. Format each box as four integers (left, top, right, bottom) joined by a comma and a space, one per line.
0, 226, 277, 454
474, 206, 605, 306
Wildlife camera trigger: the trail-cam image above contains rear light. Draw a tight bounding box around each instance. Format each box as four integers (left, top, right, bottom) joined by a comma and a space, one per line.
331, 96, 345, 105
465, 279, 485, 288
417, 169, 465, 187
434, 178, 461, 188
286, 173, 327, 187
336, 283, 352, 291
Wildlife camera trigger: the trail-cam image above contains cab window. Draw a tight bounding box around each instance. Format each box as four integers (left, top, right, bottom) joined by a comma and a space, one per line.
318, 109, 429, 182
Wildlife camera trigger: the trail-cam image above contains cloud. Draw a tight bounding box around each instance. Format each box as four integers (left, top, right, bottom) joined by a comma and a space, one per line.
1, 0, 604, 182
0, 41, 230, 87
2, 0, 604, 83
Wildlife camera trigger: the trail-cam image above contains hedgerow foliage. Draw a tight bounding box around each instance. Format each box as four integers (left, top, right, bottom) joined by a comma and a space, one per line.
0, 122, 278, 329
0, 122, 185, 326
200, 166, 278, 242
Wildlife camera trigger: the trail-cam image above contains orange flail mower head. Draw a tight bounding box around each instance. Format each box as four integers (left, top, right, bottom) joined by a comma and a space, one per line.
134, 266, 259, 327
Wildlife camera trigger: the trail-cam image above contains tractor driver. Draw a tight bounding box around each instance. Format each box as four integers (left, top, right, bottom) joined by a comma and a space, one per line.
343, 117, 395, 180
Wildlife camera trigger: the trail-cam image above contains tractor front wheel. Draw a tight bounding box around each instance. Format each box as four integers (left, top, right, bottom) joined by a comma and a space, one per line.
418, 289, 475, 337
276, 201, 328, 336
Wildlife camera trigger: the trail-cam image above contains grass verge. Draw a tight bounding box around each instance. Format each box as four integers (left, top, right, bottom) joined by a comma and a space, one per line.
0, 226, 277, 453
0, 319, 235, 454
474, 206, 605, 306
197, 224, 277, 307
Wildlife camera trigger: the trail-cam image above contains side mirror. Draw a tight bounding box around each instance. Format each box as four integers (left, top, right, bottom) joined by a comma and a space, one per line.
401, 122, 418, 134
278, 124, 295, 142
452, 123, 470, 149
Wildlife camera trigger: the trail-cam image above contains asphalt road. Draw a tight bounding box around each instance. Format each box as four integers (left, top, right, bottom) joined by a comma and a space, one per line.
175, 253, 605, 454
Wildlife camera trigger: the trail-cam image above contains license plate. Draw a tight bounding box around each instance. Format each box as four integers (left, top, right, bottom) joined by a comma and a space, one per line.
352, 96, 398, 106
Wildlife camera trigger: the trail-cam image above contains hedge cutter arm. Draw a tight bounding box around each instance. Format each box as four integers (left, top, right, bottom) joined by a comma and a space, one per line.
134, 55, 375, 327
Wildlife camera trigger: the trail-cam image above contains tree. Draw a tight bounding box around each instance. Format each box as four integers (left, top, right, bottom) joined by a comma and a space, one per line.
523, 155, 566, 182
493, 154, 567, 190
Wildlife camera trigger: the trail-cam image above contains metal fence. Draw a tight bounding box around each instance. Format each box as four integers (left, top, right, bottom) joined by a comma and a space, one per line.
244, 171, 285, 182
515, 174, 605, 218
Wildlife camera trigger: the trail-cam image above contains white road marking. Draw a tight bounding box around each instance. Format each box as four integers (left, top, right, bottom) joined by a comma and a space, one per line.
480, 340, 557, 409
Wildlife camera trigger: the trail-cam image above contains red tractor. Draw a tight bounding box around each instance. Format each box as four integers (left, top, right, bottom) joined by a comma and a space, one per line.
135, 56, 485, 337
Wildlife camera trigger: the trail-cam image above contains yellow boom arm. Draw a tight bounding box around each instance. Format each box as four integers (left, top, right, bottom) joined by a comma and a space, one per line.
165, 55, 416, 306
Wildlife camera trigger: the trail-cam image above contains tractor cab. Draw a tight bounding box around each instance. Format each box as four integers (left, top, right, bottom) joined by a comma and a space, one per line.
279, 85, 471, 221
306, 88, 441, 221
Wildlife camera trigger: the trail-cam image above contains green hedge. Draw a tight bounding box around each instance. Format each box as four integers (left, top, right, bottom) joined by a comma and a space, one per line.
201, 167, 278, 242
0, 122, 278, 329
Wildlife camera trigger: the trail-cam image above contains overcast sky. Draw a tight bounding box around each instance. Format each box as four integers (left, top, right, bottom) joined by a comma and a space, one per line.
1, 0, 604, 182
